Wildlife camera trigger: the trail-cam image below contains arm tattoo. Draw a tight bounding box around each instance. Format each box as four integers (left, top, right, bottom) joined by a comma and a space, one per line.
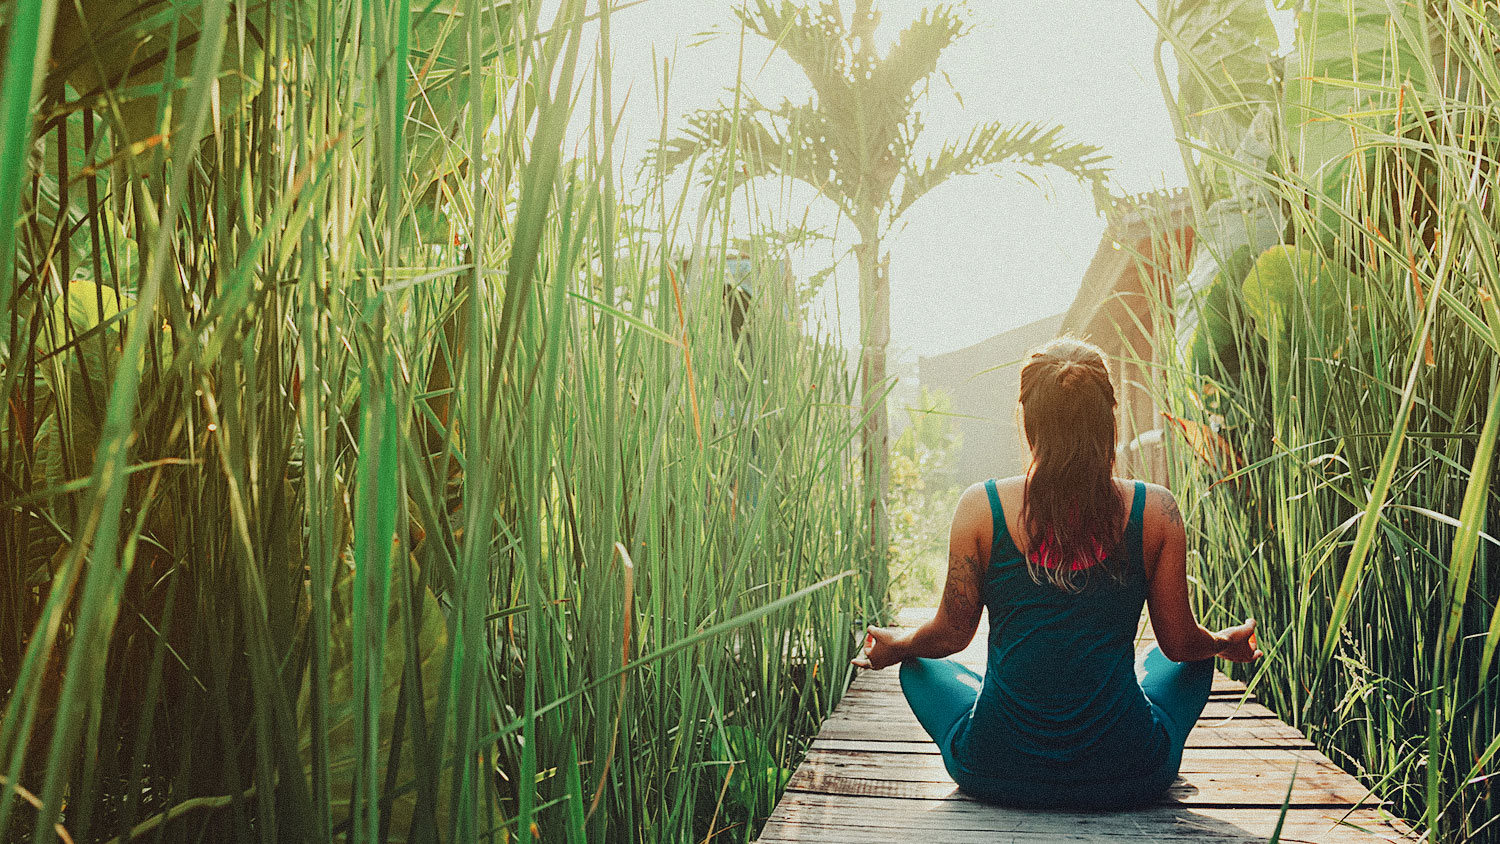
941, 553, 983, 623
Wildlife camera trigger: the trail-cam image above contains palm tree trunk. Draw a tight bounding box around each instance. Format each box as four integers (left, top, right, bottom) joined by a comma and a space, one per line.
854, 226, 890, 611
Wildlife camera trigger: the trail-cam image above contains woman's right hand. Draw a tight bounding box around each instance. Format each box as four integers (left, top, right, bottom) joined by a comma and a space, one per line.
1216, 618, 1263, 663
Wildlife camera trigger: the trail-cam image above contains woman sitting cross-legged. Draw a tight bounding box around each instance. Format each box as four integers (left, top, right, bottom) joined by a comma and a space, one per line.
852, 336, 1263, 809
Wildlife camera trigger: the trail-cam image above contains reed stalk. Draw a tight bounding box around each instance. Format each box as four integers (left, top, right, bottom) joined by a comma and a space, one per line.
0, 1, 872, 841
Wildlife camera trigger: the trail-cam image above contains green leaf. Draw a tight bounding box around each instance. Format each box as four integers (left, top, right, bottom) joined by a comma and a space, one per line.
709, 725, 783, 816
0, 0, 56, 325
1241, 244, 1347, 341
1157, 0, 1282, 152
1283, 0, 1429, 185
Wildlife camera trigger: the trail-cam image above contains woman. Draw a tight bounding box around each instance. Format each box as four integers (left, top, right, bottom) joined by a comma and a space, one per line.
852, 337, 1262, 809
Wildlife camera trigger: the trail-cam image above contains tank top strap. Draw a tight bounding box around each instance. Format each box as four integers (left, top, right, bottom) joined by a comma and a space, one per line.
984, 479, 1005, 553
984, 479, 1023, 561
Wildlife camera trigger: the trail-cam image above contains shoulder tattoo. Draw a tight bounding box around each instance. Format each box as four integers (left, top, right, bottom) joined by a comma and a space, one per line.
1157, 488, 1184, 530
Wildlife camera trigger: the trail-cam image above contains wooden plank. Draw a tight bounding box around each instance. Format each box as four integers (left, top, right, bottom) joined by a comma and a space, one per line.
758, 610, 1412, 843
793, 748, 1360, 780
757, 817, 1411, 844
785, 762, 1382, 807
813, 715, 1315, 748
759, 793, 1412, 844
810, 738, 947, 755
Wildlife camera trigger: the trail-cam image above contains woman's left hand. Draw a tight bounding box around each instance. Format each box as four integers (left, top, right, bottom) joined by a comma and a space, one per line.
850, 626, 905, 670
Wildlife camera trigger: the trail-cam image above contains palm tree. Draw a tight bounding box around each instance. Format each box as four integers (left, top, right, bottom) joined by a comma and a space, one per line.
662, 0, 1109, 602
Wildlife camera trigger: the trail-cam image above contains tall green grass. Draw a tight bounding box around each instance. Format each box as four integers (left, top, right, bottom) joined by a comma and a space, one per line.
1143, 4, 1500, 839
0, 1, 872, 841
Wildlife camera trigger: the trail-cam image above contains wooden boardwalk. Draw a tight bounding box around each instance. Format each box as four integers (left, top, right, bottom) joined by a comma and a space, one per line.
758, 610, 1415, 843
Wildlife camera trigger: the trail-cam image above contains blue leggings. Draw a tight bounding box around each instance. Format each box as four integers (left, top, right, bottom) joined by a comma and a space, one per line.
898, 646, 1213, 807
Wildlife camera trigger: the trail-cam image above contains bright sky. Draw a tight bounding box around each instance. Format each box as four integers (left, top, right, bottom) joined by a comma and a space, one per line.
576, 0, 1187, 361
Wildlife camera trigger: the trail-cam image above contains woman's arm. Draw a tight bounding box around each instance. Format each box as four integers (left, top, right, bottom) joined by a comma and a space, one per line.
1145, 485, 1262, 663
852, 483, 990, 670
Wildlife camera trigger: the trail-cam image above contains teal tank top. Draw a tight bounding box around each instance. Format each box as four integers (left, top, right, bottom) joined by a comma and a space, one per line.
949, 479, 1170, 787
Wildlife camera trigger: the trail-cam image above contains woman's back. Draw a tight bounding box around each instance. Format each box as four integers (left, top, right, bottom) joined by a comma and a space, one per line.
949, 478, 1171, 800
857, 336, 1261, 809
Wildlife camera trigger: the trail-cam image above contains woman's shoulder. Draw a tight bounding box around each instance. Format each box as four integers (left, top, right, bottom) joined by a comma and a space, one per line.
1129, 480, 1177, 513
955, 480, 999, 518
979, 476, 1027, 510
989, 475, 1027, 493
955, 477, 1025, 524
957, 476, 1024, 499
971, 476, 1172, 515
1115, 476, 1170, 498
1131, 482, 1184, 556
968, 475, 1025, 486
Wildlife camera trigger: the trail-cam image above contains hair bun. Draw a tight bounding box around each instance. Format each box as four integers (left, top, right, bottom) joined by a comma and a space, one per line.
1057, 360, 1084, 388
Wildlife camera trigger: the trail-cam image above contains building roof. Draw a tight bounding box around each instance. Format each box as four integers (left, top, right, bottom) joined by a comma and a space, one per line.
1060, 189, 1193, 342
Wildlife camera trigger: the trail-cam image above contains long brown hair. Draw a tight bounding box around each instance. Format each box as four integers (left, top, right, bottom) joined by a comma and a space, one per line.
1018, 337, 1126, 592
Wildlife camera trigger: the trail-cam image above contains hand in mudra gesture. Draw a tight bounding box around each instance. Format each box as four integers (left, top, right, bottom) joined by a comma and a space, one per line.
1216, 618, 1264, 663
850, 626, 904, 670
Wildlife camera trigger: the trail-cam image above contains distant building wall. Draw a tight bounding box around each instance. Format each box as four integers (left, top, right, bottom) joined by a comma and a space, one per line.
915, 192, 1194, 489
918, 313, 1065, 484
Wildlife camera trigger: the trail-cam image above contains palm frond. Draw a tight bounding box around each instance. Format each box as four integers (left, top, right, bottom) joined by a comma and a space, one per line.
737, 1, 853, 101
869, 4, 967, 114
893, 120, 1110, 220
655, 98, 857, 219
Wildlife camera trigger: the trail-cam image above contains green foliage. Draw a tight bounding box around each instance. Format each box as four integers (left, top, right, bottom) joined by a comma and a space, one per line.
0, 2, 873, 843
1155, 0, 1286, 153
1151, 3, 1500, 841
887, 388, 962, 609
1186, 245, 1252, 377
707, 726, 792, 821
1282, 0, 1429, 188
32, 281, 130, 486
893, 387, 961, 470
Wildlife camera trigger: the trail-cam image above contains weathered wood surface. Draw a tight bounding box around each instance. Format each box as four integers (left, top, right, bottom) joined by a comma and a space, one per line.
758, 609, 1414, 843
